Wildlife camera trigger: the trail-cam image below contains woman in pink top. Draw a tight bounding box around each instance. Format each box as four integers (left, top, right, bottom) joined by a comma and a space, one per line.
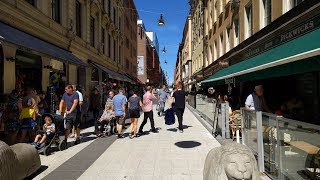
138, 86, 157, 134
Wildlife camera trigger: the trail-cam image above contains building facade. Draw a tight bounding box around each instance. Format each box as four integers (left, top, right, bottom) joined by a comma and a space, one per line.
190, 0, 205, 83
0, 0, 138, 96
181, 15, 193, 90
137, 20, 161, 86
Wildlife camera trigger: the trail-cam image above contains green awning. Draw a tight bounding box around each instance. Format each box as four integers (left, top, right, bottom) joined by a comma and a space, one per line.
201, 28, 320, 86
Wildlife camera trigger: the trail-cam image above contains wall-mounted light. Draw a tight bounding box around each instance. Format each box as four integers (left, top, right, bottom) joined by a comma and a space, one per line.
6, 57, 16, 62
158, 14, 165, 26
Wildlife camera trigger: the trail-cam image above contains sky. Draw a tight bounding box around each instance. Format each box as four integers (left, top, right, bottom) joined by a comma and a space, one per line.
133, 0, 190, 85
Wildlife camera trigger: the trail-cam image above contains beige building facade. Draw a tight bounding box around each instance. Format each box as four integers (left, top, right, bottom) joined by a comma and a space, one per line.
0, 0, 137, 95
201, 0, 306, 79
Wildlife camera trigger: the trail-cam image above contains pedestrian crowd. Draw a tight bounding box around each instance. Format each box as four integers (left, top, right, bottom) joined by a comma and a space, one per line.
0, 81, 189, 149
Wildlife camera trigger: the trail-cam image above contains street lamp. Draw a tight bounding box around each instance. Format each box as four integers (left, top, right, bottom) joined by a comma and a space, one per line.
164, 59, 167, 64
162, 46, 166, 53
158, 14, 165, 26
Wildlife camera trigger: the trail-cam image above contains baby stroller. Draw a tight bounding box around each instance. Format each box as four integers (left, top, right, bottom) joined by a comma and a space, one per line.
37, 113, 67, 156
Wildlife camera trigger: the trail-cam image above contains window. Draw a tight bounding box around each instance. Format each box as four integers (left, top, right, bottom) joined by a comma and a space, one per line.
108, 34, 111, 57
213, 40, 217, 61
126, 38, 129, 48
102, 0, 105, 11
226, 27, 231, 52
75, 0, 81, 37
90, 16, 95, 47
286, 0, 304, 12
25, 0, 36, 6
102, 28, 105, 54
52, 0, 61, 23
113, 7, 116, 24
263, 0, 271, 27
108, 0, 111, 15
233, 16, 239, 46
114, 40, 116, 61
208, 45, 212, 64
219, 33, 223, 57
245, 3, 253, 38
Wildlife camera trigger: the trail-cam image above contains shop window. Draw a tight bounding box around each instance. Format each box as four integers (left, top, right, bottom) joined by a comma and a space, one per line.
76, 0, 82, 37
15, 50, 42, 91
102, 71, 108, 83
91, 66, 99, 82
52, 0, 61, 24
77, 67, 86, 88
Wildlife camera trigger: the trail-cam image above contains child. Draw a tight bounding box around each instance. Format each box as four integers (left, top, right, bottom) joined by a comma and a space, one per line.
19, 99, 37, 143
96, 104, 114, 137
32, 114, 55, 148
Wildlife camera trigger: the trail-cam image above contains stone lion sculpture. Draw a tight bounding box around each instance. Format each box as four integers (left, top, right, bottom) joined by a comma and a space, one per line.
203, 142, 259, 180
0, 140, 41, 180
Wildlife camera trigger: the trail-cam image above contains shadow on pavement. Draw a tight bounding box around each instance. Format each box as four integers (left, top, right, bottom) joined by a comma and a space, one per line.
167, 128, 178, 132
174, 141, 202, 148
24, 165, 48, 180
182, 125, 192, 129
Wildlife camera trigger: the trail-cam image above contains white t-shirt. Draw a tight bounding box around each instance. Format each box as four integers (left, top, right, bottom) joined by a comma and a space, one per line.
245, 94, 255, 110
46, 123, 55, 135
76, 90, 83, 102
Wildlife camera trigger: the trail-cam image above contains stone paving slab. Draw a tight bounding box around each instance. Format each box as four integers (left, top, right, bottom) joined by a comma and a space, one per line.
78, 105, 221, 180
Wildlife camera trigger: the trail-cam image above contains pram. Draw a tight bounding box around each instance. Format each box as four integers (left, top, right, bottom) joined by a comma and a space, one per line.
37, 113, 67, 156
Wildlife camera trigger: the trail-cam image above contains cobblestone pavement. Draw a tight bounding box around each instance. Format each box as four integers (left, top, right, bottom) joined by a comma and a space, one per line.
33, 104, 221, 180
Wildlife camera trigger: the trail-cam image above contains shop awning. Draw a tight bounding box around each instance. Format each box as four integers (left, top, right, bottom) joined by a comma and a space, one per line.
90, 61, 124, 81
0, 22, 86, 66
201, 28, 320, 85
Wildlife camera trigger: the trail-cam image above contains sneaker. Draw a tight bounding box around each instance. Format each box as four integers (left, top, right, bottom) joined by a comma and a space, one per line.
38, 143, 45, 149
135, 134, 140, 138
31, 142, 37, 147
179, 129, 184, 133
151, 129, 158, 133
69, 134, 75, 138
138, 131, 146, 135
118, 134, 125, 139
129, 134, 134, 139
74, 138, 80, 145
157, 112, 160, 116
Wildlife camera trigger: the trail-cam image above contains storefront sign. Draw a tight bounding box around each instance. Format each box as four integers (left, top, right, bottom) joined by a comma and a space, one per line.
17, 45, 32, 53
225, 77, 235, 84
245, 14, 320, 59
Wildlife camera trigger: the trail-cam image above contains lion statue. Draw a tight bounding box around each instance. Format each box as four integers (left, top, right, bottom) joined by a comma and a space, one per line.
0, 140, 41, 180
203, 142, 259, 180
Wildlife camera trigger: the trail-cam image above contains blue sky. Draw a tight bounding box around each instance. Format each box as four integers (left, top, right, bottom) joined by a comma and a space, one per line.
134, 0, 190, 85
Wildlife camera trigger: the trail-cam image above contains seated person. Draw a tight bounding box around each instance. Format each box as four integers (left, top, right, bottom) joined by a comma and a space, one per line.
32, 114, 55, 148
96, 104, 114, 136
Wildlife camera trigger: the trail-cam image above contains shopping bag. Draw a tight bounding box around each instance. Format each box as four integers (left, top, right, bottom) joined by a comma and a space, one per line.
164, 108, 175, 125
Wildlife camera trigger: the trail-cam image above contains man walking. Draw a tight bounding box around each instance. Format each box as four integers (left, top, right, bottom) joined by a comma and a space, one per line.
157, 85, 168, 116
59, 84, 80, 145
172, 82, 187, 133
69, 85, 83, 138
139, 86, 157, 134
112, 88, 127, 138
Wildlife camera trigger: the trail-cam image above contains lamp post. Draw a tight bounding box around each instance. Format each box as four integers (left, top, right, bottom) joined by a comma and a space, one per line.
158, 14, 165, 26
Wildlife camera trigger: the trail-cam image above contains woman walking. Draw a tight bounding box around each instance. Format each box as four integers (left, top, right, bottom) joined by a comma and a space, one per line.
128, 89, 143, 138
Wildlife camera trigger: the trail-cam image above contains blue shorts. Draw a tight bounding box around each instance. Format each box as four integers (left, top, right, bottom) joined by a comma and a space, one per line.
20, 118, 36, 130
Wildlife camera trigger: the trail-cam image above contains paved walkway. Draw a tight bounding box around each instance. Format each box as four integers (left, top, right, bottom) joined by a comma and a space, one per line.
33, 105, 221, 180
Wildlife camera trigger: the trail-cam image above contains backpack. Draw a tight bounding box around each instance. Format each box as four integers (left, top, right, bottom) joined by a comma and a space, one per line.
164, 108, 175, 125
